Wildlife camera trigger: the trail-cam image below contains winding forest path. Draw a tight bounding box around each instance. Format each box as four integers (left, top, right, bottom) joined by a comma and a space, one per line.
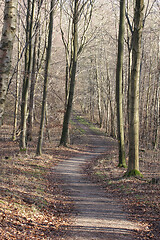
53, 115, 144, 239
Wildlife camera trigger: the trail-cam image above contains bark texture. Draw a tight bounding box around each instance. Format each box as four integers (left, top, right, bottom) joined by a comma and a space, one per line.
0, 0, 17, 126
36, 0, 54, 155
20, 0, 34, 150
60, 0, 78, 146
116, 0, 126, 167
127, 0, 144, 176
27, 32, 38, 141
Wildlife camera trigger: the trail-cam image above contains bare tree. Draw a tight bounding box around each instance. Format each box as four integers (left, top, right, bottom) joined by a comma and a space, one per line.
12, 11, 21, 141
27, 0, 43, 141
126, 0, 144, 177
116, 0, 126, 168
36, 0, 55, 155
60, 0, 94, 146
20, 0, 35, 150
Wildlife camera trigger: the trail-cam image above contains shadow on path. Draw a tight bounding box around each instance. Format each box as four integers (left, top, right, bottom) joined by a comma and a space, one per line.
53, 116, 144, 239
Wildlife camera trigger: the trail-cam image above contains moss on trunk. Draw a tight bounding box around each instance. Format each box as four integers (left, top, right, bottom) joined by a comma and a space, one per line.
124, 170, 143, 178
118, 163, 127, 168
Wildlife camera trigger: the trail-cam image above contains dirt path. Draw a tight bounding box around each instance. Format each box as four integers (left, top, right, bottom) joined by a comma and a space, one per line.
53, 116, 145, 239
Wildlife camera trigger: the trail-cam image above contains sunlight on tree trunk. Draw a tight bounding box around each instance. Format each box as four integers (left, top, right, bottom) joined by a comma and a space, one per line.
0, 0, 17, 126
27, 30, 38, 141
126, 0, 144, 177
153, 35, 160, 150
36, 0, 55, 156
95, 56, 103, 128
60, 0, 79, 146
12, 28, 20, 141
116, 0, 126, 168
20, 0, 35, 150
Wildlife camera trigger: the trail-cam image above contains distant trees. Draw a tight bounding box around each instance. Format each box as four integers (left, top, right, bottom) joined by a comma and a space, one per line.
74, 1, 118, 136
15, 0, 55, 152
73, 0, 159, 174
59, 0, 94, 146
0, 0, 159, 167
0, 0, 17, 126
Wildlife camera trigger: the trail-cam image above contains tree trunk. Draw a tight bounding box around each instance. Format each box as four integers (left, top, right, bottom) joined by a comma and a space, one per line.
20, 0, 34, 150
12, 26, 20, 141
45, 104, 51, 143
27, 27, 38, 141
60, 4, 71, 110
95, 57, 103, 128
146, 57, 152, 135
12, 10, 21, 141
36, 0, 55, 155
110, 100, 116, 138
126, 0, 144, 177
0, 0, 17, 126
60, 0, 78, 146
154, 62, 160, 149
116, 0, 126, 167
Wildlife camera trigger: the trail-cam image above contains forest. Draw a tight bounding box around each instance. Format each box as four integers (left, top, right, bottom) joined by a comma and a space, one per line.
0, 0, 159, 239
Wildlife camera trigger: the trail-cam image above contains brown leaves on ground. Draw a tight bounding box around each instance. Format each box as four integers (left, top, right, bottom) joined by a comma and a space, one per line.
0, 124, 80, 239
85, 148, 160, 240
0, 122, 159, 239
0, 153, 73, 239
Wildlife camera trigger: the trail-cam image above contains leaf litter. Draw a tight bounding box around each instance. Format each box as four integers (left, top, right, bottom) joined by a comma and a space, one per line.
0, 121, 159, 239
0, 124, 82, 239
85, 148, 160, 240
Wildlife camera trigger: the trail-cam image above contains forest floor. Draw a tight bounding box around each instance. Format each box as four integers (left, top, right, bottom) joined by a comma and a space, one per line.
0, 113, 159, 239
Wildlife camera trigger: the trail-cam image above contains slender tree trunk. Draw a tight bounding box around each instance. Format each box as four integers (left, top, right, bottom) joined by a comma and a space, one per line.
27, 29, 38, 141
105, 60, 115, 137
13, 30, 20, 141
126, 0, 132, 132
146, 57, 152, 135
60, 0, 78, 146
65, 53, 69, 109
116, 0, 126, 167
95, 57, 103, 128
89, 74, 95, 122
45, 104, 51, 142
154, 64, 160, 149
126, 0, 144, 177
36, 0, 55, 155
60, 1, 71, 110
12, 67, 20, 141
153, 35, 160, 149
110, 100, 116, 138
20, 0, 34, 150
12, 10, 21, 141
127, 48, 132, 127
0, 0, 17, 126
